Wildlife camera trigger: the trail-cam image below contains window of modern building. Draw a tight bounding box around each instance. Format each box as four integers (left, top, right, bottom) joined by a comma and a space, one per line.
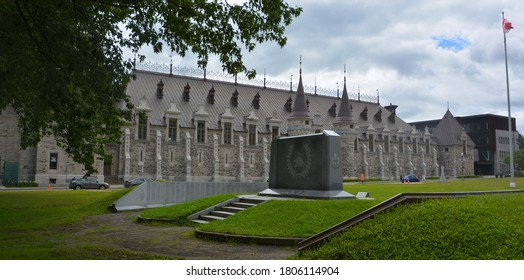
49, 153, 58, 170
168, 118, 177, 141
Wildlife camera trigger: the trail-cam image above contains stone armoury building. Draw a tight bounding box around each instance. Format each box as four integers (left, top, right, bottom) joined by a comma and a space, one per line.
1, 66, 476, 186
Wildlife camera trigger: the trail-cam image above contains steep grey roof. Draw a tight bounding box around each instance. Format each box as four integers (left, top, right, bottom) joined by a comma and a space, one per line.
125, 69, 415, 135
288, 69, 311, 119
433, 110, 475, 146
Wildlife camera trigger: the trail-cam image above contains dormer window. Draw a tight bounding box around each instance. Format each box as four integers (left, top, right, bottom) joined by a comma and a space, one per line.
388, 112, 396, 124
329, 102, 337, 117
183, 82, 191, 102
360, 106, 368, 121
306, 98, 310, 111
231, 89, 239, 107
252, 92, 260, 109
207, 86, 215, 105
156, 79, 164, 99
285, 96, 293, 112
374, 108, 382, 122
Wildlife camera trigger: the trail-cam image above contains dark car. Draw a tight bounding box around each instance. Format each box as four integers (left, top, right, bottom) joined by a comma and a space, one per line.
401, 175, 420, 183
69, 176, 110, 190
124, 177, 153, 188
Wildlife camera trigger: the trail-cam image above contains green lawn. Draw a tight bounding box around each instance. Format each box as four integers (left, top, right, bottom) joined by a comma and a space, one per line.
2, 177, 523, 259
197, 178, 523, 239
0, 188, 166, 259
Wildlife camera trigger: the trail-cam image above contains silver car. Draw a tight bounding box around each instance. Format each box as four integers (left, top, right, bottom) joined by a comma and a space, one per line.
69, 176, 110, 190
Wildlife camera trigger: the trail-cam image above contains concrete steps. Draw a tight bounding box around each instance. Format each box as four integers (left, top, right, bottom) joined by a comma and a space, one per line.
191, 197, 266, 224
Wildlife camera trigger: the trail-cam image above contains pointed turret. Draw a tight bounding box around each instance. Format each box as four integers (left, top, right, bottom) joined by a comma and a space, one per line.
335, 67, 355, 124
288, 62, 311, 119
286, 58, 313, 136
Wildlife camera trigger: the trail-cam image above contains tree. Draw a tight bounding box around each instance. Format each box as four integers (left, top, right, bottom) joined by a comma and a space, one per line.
0, 0, 302, 174
517, 132, 524, 150
504, 149, 524, 173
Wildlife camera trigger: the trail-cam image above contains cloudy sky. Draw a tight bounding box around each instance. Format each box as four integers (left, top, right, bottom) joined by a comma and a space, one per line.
134, 0, 524, 132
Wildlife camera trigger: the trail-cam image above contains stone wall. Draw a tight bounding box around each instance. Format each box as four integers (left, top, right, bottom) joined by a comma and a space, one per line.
0, 107, 36, 183
34, 136, 104, 186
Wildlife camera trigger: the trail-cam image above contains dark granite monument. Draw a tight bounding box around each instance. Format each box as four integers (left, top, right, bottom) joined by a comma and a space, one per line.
259, 130, 354, 199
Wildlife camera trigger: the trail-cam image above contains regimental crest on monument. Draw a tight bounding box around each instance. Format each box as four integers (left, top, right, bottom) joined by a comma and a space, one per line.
286, 143, 312, 179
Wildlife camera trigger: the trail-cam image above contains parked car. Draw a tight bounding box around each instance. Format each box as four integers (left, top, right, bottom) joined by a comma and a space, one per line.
401, 175, 420, 183
124, 177, 153, 188
69, 176, 110, 190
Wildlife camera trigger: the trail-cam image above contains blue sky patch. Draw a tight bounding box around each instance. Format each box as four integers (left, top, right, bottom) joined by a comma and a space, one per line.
432, 35, 471, 52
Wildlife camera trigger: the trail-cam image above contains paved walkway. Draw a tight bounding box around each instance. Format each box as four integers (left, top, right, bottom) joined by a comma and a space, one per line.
73, 211, 296, 260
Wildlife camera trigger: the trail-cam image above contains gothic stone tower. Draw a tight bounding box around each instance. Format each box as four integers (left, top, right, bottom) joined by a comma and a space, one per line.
332, 70, 357, 177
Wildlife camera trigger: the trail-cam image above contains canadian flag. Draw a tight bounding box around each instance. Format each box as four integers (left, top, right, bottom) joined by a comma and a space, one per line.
503, 18, 513, 33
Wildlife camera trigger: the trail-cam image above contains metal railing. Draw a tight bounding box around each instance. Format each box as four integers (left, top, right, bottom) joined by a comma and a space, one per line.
135, 61, 378, 102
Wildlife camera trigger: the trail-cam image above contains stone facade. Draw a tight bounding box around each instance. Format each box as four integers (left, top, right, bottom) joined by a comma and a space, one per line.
0, 67, 476, 186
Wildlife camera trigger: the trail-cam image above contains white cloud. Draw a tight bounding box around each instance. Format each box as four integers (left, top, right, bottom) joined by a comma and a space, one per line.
133, 0, 524, 132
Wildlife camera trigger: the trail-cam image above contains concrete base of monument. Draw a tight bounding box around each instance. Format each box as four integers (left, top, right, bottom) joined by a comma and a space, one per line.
259, 188, 355, 200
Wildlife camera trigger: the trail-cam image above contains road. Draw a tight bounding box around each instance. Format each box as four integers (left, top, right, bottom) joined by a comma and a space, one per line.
0, 184, 125, 191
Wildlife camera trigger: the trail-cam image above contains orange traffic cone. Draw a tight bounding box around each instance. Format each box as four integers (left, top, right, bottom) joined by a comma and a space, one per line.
47, 184, 51, 190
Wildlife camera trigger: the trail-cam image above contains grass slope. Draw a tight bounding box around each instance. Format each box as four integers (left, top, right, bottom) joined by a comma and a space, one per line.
295, 193, 524, 259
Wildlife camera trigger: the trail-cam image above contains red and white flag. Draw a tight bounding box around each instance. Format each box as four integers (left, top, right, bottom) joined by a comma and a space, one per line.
503, 18, 513, 33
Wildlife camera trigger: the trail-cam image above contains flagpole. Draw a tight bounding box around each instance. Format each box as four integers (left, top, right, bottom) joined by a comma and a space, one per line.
502, 11, 516, 188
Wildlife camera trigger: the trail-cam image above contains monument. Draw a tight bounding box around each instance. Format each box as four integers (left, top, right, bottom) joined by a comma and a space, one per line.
259, 130, 354, 199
